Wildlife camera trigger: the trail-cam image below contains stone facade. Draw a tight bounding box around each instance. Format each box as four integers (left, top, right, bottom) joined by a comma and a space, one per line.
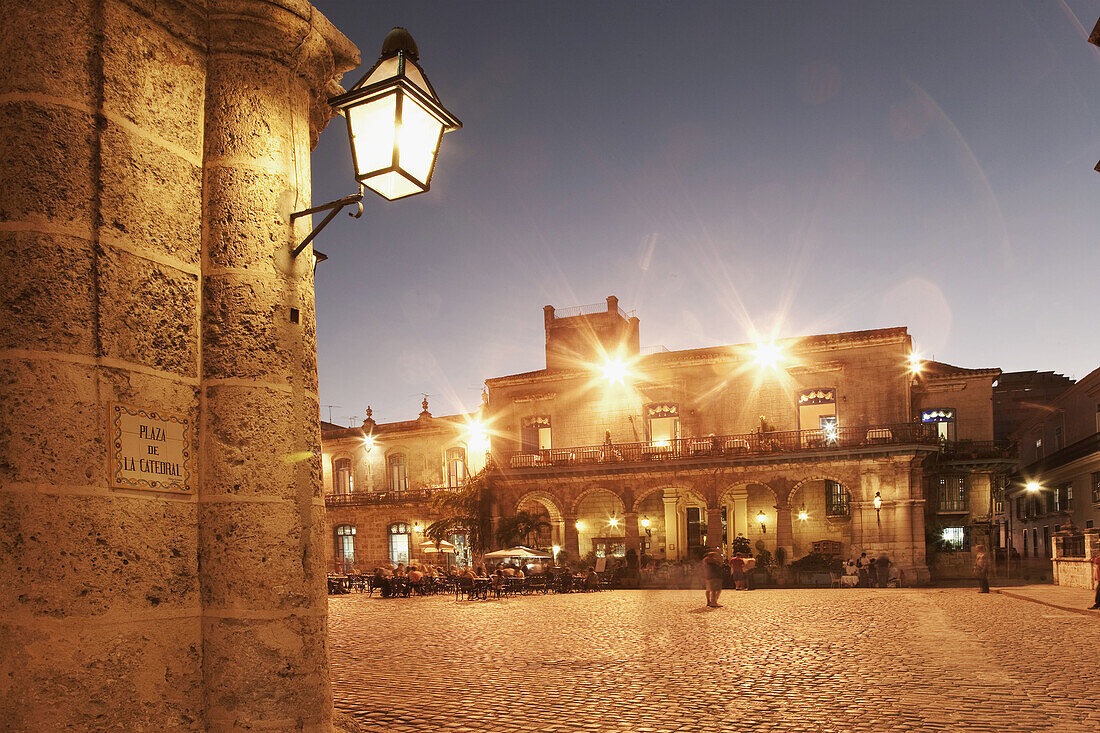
482, 299, 1010, 583
1, 1, 357, 729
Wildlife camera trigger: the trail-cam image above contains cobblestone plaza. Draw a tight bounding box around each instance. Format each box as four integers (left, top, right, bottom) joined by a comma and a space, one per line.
330, 589, 1099, 733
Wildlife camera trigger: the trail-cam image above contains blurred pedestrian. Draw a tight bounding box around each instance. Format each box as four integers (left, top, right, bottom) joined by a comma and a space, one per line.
703, 551, 724, 607
1089, 552, 1100, 610
973, 546, 991, 594
875, 554, 891, 588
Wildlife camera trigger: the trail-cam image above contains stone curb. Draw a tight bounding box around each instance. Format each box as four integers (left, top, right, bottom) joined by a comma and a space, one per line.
994, 588, 1100, 618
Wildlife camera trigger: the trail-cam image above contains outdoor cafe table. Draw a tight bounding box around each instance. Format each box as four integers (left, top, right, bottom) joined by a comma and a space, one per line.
327, 574, 351, 594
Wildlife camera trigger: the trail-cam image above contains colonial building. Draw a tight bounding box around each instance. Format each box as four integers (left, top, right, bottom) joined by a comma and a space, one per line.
1001, 366, 1100, 585
321, 400, 488, 571
320, 296, 1015, 583
481, 297, 1012, 583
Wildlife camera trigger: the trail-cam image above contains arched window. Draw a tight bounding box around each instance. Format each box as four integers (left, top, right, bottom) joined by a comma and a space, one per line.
333, 458, 353, 494
446, 446, 467, 488
389, 522, 411, 565
334, 525, 355, 572
388, 454, 407, 493
825, 481, 850, 517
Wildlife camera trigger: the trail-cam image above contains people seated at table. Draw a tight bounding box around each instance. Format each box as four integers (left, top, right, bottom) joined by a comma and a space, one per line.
500, 563, 517, 577
408, 565, 424, 594
583, 567, 600, 591
460, 566, 476, 580
394, 563, 407, 577
372, 567, 393, 598
514, 566, 525, 579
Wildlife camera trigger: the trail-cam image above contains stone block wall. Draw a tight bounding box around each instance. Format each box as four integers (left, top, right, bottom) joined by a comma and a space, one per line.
1, 1, 357, 729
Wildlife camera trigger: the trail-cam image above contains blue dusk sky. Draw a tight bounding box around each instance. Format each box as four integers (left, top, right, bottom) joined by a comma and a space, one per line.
309, 1, 1100, 427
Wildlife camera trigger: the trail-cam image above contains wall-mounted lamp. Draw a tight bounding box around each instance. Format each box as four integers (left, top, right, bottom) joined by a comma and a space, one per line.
640, 516, 652, 537
290, 27, 462, 259
411, 522, 423, 534
552, 545, 560, 560
1025, 481, 1041, 493
797, 505, 809, 522
756, 510, 767, 534
574, 520, 586, 532
607, 517, 620, 529
873, 492, 882, 521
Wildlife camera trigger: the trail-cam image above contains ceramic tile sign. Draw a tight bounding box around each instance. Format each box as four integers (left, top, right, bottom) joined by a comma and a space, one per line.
110, 403, 193, 493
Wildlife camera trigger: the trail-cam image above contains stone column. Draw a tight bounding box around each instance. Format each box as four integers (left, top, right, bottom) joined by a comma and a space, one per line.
199, 3, 356, 730
732, 490, 750, 540
706, 505, 724, 552
663, 490, 680, 560
563, 514, 580, 559
1, 1, 209, 726
775, 503, 794, 561
624, 511, 640, 555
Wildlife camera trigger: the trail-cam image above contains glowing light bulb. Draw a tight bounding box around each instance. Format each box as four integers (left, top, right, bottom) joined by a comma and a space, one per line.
600, 357, 629, 385
608, 517, 619, 528
752, 341, 784, 371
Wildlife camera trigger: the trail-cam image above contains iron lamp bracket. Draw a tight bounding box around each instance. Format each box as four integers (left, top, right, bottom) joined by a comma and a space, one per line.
289, 188, 365, 259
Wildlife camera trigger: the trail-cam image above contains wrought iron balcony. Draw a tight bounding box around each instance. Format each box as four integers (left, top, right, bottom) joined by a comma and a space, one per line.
497, 422, 941, 471
325, 488, 437, 508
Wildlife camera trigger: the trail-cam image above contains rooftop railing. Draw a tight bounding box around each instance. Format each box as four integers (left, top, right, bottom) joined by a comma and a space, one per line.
552, 301, 632, 320
498, 422, 941, 470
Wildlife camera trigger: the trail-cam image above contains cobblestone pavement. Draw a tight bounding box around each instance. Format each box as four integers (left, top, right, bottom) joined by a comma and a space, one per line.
329, 589, 1100, 733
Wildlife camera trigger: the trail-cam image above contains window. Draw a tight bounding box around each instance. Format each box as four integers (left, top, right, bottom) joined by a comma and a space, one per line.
445, 447, 467, 488
825, 481, 850, 517
389, 522, 411, 565
1047, 490, 1058, 515
1034, 438, 1043, 460
333, 458, 353, 494
388, 454, 407, 493
1015, 497, 1024, 521
1066, 484, 1073, 511
799, 388, 837, 433
992, 477, 1005, 514
521, 416, 551, 453
921, 409, 956, 442
685, 507, 704, 551
1092, 472, 1100, 504
936, 476, 967, 512
646, 403, 680, 445
1054, 426, 1063, 452
334, 525, 355, 571
1032, 527, 1039, 557
939, 526, 969, 552
1042, 526, 1050, 558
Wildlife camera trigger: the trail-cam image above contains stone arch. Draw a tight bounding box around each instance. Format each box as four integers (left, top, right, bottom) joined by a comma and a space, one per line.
716, 480, 777, 507
788, 475, 855, 507
514, 490, 565, 523
788, 475, 855, 560
630, 484, 706, 513
570, 485, 626, 516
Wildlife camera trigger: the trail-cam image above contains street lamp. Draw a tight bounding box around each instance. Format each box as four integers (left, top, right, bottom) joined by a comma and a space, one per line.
1026, 481, 1041, 493
756, 510, 767, 533
607, 517, 620, 529
290, 27, 462, 258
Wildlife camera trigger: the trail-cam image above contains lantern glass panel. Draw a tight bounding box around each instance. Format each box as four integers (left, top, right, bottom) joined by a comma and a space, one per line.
362, 171, 423, 200
363, 56, 400, 86
398, 94, 444, 185
348, 93, 397, 177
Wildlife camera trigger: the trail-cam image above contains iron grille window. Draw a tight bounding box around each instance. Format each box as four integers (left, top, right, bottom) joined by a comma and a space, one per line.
825, 481, 850, 517
939, 526, 970, 552
937, 476, 967, 512
992, 477, 1005, 515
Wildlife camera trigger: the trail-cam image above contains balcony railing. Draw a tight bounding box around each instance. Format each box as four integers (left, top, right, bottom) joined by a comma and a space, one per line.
939, 440, 1017, 460
325, 488, 436, 508
498, 422, 940, 470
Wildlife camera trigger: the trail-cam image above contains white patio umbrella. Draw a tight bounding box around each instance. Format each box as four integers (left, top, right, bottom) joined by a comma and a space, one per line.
482, 546, 551, 560
419, 539, 457, 554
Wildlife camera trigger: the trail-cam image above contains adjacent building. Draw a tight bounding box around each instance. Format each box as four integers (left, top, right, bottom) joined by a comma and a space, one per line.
321, 400, 488, 571
1001, 367, 1100, 587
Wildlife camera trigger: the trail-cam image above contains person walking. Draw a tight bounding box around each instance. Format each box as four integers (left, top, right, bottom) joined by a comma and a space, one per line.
1089, 551, 1100, 610
875, 554, 891, 588
729, 554, 746, 591
702, 551, 724, 607
973, 546, 991, 594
